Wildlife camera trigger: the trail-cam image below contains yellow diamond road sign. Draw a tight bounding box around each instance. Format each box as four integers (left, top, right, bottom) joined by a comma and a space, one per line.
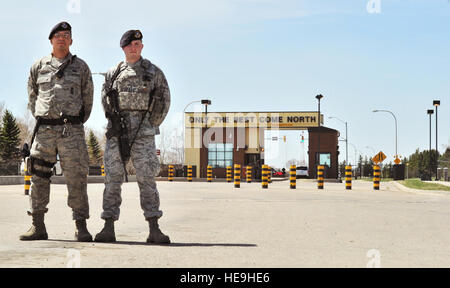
394, 157, 401, 165
372, 151, 386, 164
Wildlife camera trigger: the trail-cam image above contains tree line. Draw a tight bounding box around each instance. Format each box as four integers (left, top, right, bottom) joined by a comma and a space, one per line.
339, 147, 450, 179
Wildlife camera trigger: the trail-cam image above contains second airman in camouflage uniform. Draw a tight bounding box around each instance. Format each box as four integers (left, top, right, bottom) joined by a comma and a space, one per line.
95, 30, 171, 243
20, 22, 94, 242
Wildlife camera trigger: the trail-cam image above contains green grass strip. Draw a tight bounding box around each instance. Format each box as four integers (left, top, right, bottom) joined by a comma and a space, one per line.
360, 177, 393, 182
399, 178, 450, 191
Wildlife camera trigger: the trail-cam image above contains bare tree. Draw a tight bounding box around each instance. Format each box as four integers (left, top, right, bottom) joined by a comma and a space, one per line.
158, 127, 167, 164
16, 109, 35, 147
170, 126, 184, 164
158, 126, 184, 165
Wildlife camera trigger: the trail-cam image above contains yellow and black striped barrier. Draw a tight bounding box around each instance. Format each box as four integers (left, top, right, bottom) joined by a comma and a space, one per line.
373, 165, 380, 190
187, 165, 193, 182
168, 165, 174, 182
234, 164, 241, 188
290, 165, 296, 189
246, 166, 252, 183
207, 165, 213, 182
226, 166, 232, 183
268, 166, 272, 183
317, 165, 324, 189
262, 165, 268, 189
101, 165, 105, 176
345, 165, 352, 190
24, 165, 31, 195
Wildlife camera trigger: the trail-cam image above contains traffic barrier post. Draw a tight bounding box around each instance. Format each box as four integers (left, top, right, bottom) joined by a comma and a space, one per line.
226, 166, 232, 183
187, 165, 193, 182
168, 165, 174, 182
345, 165, 352, 190
262, 165, 268, 189
207, 165, 212, 182
373, 165, 381, 190
290, 165, 296, 189
234, 164, 241, 188
246, 166, 252, 183
24, 165, 31, 195
317, 165, 324, 189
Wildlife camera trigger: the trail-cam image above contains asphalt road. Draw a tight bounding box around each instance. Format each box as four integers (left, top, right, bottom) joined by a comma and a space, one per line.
1, 179, 449, 267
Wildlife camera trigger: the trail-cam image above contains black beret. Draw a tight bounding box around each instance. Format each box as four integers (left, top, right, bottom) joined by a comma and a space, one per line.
49, 21, 72, 40
120, 30, 143, 48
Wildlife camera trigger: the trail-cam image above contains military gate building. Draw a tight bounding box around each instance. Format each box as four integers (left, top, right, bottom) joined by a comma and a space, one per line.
184, 111, 339, 179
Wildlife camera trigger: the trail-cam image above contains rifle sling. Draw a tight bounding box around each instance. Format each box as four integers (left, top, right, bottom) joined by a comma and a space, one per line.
128, 88, 156, 151
56, 55, 77, 79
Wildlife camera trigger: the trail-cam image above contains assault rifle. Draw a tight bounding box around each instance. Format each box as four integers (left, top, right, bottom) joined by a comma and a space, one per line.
106, 89, 130, 182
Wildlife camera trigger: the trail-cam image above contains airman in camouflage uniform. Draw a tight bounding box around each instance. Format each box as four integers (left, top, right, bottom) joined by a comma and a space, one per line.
20, 22, 94, 242
95, 30, 171, 243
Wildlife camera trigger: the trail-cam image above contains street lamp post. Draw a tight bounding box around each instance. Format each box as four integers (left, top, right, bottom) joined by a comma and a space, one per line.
315, 94, 323, 167
373, 109, 398, 160
427, 109, 434, 180
349, 144, 357, 165
201, 99, 212, 129
329, 116, 348, 165
349, 142, 361, 176
433, 100, 440, 180
183, 99, 212, 163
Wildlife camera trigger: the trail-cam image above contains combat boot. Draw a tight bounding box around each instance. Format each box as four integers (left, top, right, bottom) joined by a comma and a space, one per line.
94, 219, 116, 242
75, 220, 93, 242
146, 217, 170, 244
20, 213, 48, 241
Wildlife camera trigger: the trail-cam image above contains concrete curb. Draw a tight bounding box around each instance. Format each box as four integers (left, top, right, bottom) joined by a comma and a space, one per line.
392, 181, 450, 197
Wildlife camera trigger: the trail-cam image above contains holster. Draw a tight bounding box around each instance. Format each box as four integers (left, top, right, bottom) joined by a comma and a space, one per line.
29, 156, 55, 179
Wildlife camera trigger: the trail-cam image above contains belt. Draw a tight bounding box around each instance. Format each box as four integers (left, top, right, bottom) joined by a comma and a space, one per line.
38, 116, 82, 125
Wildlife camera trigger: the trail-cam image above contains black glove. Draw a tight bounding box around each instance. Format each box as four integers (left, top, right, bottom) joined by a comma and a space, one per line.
21, 143, 30, 159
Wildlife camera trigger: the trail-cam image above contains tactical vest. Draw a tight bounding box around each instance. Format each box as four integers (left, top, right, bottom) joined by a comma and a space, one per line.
35, 55, 83, 118
115, 59, 156, 111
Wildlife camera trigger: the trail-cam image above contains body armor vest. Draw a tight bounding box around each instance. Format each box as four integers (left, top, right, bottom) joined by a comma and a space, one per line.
116, 59, 156, 111
35, 55, 83, 118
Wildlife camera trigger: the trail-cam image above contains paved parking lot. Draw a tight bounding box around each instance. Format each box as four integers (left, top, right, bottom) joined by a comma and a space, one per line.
1, 179, 450, 267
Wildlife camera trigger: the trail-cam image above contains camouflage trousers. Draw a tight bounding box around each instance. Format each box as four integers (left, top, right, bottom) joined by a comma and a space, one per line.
101, 134, 162, 221
29, 124, 90, 220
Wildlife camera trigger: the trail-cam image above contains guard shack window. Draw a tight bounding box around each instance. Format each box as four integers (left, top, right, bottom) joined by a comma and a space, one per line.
208, 143, 233, 168
319, 153, 331, 166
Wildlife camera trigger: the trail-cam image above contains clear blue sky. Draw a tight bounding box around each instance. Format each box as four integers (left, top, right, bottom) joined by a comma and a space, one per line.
0, 0, 448, 167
